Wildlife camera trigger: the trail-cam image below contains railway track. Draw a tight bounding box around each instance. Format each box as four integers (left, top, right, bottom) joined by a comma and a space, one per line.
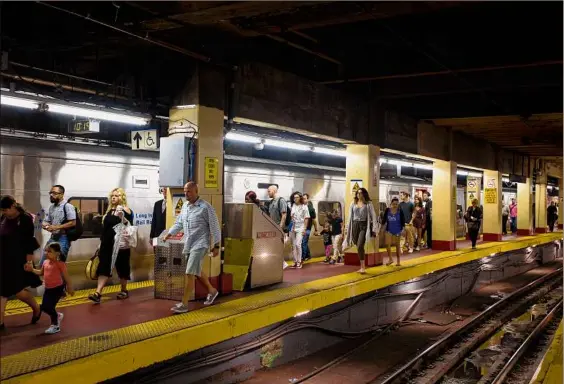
372, 268, 563, 384
488, 299, 563, 384
290, 267, 562, 384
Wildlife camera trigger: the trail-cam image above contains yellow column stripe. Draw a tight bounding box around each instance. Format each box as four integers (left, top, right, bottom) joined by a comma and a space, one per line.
2, 233, 561, 384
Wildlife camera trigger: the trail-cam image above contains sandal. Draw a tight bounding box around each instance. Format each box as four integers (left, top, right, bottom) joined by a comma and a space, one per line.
88, 292, 101, 304
117, 291, 129, 300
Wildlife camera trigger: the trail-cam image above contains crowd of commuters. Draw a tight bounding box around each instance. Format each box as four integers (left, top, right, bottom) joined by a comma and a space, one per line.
0, 180, 560, 330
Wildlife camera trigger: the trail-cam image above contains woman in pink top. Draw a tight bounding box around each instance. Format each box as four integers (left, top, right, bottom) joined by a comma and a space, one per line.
25, 242, 74, 334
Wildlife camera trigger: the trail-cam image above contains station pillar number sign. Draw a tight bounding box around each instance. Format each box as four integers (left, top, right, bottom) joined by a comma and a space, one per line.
205, 157, 219, 189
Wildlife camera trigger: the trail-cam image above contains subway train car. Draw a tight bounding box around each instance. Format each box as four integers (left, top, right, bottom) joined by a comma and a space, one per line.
1, 133, 465, 290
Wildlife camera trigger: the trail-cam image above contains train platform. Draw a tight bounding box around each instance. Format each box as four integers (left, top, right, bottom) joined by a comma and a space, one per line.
531, 319, 563, 384
1, 232, 562, 384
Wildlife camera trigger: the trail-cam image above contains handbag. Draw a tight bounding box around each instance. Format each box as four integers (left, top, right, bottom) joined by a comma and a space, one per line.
85, 248, 100, 280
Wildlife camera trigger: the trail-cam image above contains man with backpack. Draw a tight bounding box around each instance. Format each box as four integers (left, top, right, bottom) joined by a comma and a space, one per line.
267, 185, 289, 269
40, 185, 81, 265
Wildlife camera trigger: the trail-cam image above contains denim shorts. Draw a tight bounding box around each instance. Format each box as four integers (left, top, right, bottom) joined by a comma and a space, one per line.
184, 247, 208, 276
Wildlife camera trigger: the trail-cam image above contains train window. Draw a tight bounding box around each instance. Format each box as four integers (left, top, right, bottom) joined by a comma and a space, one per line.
317, 201, 342, 225
258, 183, 277, 189
67, 197, 109, 238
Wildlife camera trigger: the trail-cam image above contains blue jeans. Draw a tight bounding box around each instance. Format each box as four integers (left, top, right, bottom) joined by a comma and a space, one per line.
510, 217, 517, 233
40, 235, 70, 266
301, 230, 311, 260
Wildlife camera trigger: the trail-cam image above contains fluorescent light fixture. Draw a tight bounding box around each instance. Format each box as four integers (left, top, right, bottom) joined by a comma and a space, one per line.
225, 132, 261, 144
414, 163, 433, 170
457, 170, 469, 176
174, 104, 196, 109
264, 138, 310, 151
47, 103, 149, 126
502, 177, 510, 183
468, 172, 483, 178
387, 159, 414, 168
1, 95, 39, 110
313, 147, 346, 157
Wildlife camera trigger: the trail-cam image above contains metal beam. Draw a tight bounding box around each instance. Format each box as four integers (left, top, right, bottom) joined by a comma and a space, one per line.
320, 60, 564, 84
36, 1, 214, 64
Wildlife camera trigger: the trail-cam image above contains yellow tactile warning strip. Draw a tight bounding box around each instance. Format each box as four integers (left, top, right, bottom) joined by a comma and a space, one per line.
5, 280, 154, 316
531, 319, 563, 384
2, 233, 562, 384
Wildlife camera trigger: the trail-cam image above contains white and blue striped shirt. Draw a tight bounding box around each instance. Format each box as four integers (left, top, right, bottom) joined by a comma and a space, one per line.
168, 198, 221, 254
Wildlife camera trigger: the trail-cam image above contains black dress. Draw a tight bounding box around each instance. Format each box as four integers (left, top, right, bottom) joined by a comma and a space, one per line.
96, 209, 134, 280
0, 211, 42, 297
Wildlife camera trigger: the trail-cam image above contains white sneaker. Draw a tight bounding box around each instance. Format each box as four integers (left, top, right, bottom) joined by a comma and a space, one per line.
408, 248, 414, 254
45, 325, 60, 334
57, 312, 64, 326
170, 302, 183, 311
204, 290, 219, 306
415, 247, 420, 251
172, 304, 189, 314
283, 261, 289, 270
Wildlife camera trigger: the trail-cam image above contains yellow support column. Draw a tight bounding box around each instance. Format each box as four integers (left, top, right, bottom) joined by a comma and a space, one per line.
432, 160, 457, 250
517, 178, 534, 236
535, 183, 548, 233
344, 144, 381, 266
559, 186, 563, 230
465, 176, 481, 240
166, 104, 224, 300
482, 170, 503, 241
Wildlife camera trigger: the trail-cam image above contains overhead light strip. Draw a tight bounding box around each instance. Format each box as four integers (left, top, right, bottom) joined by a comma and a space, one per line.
1, 92, 150, 126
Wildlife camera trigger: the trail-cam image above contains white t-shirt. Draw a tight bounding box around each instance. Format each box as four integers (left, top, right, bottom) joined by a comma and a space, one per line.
291, 204, 310, 233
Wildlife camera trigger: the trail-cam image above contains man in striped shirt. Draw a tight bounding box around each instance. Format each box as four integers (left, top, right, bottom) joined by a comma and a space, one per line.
164, 182, 221, 314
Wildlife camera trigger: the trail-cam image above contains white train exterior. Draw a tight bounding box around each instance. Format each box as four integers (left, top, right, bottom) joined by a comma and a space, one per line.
1, 133, 467, 290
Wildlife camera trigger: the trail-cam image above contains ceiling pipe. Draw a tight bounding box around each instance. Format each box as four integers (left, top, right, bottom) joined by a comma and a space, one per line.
320, 60, 564, 85
1, 72, 128, 100
10, 61, 130, 91
36, 1, 212, 63
265, 34, 342, 65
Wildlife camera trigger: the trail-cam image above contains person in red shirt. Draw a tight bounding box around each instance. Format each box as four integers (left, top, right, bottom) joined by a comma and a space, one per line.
25, 242, 74, 334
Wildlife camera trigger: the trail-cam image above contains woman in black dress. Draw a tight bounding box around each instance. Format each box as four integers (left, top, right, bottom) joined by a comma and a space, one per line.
0, 196, 42, 329
88, 188, 133, 304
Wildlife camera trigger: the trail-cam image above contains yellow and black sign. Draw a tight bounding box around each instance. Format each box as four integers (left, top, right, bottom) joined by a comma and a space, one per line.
205, 157, 219, 188
484, 188, 497, 204
351, 179, 363, 195
174, 197, 184, 216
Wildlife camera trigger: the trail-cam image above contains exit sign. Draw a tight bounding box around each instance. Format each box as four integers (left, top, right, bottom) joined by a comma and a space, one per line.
69, 120, 100, 134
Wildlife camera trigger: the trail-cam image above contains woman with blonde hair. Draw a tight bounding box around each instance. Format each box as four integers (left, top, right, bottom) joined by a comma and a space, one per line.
88, 188, 134, 304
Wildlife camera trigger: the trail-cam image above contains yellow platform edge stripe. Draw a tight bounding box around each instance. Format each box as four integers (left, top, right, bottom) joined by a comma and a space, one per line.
2, 232, 562, 384
530, 319, 563, 384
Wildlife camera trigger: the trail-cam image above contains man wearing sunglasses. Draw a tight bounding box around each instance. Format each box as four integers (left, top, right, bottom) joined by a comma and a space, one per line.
39, 185, 76, 266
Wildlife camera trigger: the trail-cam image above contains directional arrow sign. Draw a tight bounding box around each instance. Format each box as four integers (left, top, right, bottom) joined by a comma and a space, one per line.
131, 129, 158, 151
133, 132, 142, 149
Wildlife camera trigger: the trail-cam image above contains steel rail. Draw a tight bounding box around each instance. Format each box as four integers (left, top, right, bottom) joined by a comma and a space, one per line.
490, 298, 563, 384
376, 267, 563, 384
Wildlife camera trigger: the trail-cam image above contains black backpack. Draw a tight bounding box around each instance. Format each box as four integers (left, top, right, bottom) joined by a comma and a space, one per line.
63, 203, 83, 242
283, 200, 292, 231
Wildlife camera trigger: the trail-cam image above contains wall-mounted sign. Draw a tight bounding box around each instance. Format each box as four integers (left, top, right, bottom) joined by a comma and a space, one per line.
131, 129, 158, 151
205, 157, 219, 188
69, 120, 100, 134
172, 194, 184, 217
484, 188, 497, 204
351, 179, 363, 195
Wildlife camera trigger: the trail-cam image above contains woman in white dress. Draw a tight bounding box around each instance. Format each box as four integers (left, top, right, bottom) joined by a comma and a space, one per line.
288, 192, 310, 269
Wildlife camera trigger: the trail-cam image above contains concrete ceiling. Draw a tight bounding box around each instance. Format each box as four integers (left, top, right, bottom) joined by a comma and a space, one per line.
1, 1, 562, 157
